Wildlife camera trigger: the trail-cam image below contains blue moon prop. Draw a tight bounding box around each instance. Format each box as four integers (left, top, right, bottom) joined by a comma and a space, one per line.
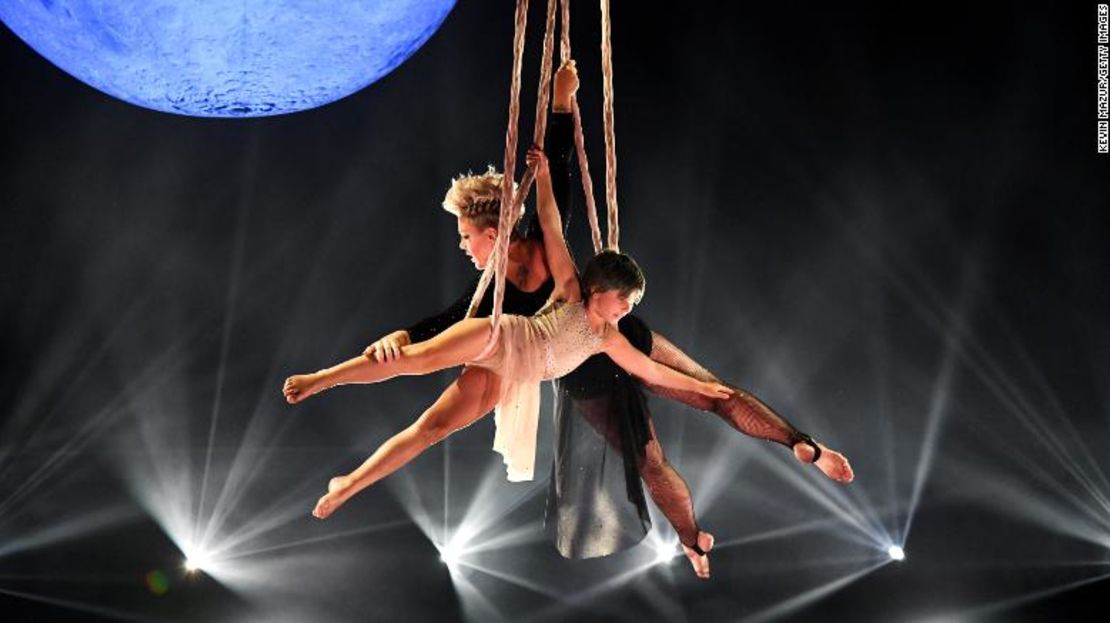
0, 0, 455, 117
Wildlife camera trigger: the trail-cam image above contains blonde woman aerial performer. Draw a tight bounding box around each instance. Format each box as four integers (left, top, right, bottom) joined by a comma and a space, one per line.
283, 134, 733, 544
285, 62, 853, 579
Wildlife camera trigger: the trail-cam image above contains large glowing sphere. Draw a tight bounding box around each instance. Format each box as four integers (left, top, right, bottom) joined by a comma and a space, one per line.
0, 0, 455, 117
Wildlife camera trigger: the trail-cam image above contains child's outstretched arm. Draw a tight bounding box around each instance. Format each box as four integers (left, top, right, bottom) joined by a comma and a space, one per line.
603, 331, 733, 400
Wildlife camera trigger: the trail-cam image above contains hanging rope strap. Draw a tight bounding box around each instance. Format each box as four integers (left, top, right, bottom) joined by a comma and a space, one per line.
559, 0, 603, 254
558, 0, 617, 254
599, 0, 619, 252
467, 0, 559, 357
463, 0, 528, 324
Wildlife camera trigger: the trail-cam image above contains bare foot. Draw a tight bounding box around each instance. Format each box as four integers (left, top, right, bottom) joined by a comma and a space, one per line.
793, 442, 854, 483
312, 476, 351, 519
283, 372, 327, 404
327, 476, 347, 494
681, 531, 715, 580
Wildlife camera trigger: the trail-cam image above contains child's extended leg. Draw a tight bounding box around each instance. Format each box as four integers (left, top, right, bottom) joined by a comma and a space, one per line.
644, 332, 854, 483
284, 317, 493, 404
313, 366, 502, 518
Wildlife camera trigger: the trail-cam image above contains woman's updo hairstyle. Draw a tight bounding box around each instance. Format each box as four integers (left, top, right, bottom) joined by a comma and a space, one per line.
442, 167, 520, 233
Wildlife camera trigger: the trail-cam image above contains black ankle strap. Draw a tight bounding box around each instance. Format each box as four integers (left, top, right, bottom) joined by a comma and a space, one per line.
797, 433, 822, 463
684, 540, 706, 556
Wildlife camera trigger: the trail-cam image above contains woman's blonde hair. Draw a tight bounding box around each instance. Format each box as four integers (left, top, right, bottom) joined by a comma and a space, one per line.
442, 167, 520, 232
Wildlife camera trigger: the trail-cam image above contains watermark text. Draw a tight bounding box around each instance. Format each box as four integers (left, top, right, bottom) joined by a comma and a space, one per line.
1098, 5, 1109, 152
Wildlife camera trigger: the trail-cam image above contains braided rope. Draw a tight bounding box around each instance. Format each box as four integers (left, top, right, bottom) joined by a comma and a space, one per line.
466, 0, 527, 324
559, 0, 603, 254
572, 103, 602, 253
488, 0, 558, 319
559, 0, 570, 62
467, 0, 559, 358
600, 0, 619, 251
529, 0, 558, 152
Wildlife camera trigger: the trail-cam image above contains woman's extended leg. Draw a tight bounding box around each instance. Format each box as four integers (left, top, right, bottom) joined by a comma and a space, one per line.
313, 366, 502, 518
284, 317, 493, 404
571, 398, 714, 579
638, 419, 715, 579
644, 332, 853, 483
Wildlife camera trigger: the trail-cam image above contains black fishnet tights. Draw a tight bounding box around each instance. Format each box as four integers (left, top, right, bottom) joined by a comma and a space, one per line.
556, 330, 817, 549
645, 332, 812, 452
573, 398, 700, 547
639, 418, 699, 546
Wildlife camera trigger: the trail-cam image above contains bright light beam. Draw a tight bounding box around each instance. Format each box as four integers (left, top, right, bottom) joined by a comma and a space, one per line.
182, 546, 214, 574
654, 542, 678, 565
739, 560, 888, 623
455, 521, 546, 555
0, 505, 137, 558
888, 544, 905, 561
643, 530, 680, 566
0, 586, 148, 622
901, 324, 961, 545
0, 338, 192, 521
944, 570, 1110, 621
216, 519, 411, 562
521, 557, 666, 623
438, 540, 462, 567
753, 449, 891, 548
454, 559, 565, 599
195, 140, 255, 550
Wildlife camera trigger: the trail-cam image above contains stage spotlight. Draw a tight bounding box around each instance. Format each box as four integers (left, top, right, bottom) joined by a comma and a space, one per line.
183, 548, 213, 573
888, 545, 906, 562
438, 540, 463, 566
654, 541, 677, 565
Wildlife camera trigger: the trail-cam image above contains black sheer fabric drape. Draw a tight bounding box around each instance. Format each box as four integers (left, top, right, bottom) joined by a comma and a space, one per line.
546, 316, 654, 558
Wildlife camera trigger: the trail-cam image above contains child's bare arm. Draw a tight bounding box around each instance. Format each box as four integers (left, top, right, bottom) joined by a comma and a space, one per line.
603, 331, 732, 399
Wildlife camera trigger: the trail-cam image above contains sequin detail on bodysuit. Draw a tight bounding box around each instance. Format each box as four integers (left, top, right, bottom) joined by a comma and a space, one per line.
469, 300, 607, 481
535, 301, 608, 380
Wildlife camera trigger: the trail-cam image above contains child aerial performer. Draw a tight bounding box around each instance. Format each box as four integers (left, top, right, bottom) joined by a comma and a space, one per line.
283, 144, 733, 566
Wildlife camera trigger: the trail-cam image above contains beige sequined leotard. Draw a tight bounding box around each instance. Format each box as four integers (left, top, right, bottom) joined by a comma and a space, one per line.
468, 300, 607, 481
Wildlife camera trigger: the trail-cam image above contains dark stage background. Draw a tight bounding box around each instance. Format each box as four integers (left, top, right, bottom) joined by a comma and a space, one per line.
2, 2, 1109, 622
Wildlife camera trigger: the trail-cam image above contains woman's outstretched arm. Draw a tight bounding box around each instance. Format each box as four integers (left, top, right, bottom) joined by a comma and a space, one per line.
602, 330, 732, 400
364, 276, 488, 362
527, 146, 580, 304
